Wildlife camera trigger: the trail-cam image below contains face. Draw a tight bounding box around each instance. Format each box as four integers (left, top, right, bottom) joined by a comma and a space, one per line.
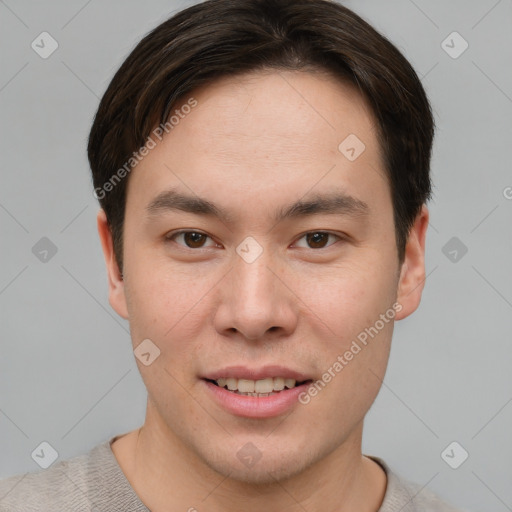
99, 70, 428, 484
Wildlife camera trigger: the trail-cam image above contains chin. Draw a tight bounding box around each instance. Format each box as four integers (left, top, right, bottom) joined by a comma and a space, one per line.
199, 442, 317, 485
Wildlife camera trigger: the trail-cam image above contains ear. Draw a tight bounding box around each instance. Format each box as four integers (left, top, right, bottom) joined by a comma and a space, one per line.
97, 209, 129, 319
395, 205, 429, 320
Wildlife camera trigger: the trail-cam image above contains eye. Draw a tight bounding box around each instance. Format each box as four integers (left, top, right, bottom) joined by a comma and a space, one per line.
294, 231, 342, 249
166, 230, 218, 249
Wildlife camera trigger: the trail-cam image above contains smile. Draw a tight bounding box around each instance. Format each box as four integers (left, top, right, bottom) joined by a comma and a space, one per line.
208, 377, 309, 397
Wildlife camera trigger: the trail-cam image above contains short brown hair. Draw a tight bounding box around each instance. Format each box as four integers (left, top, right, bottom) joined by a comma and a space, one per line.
88, 0, 434, 270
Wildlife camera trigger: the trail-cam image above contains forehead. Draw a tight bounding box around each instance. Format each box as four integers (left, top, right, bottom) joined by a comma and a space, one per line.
127, 70, 389, 216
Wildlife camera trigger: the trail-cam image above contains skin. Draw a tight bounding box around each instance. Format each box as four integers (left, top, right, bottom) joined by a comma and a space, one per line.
98, 70, 429, 512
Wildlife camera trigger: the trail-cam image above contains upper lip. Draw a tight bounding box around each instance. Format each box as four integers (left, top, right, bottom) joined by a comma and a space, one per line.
202, 365, 312, 382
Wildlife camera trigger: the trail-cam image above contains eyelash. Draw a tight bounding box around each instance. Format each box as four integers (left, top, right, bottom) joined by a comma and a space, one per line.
165, 230, 344, 250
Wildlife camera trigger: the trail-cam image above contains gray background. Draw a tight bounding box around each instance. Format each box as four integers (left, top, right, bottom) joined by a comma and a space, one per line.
0, 0, 511, 510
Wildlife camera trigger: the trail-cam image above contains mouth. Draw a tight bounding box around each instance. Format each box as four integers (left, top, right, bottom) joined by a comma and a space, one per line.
200, 366, 315, 417
204, 377, 313, 397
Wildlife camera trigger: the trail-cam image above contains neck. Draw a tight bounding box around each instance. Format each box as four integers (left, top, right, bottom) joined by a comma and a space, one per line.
112, 403, 386, 512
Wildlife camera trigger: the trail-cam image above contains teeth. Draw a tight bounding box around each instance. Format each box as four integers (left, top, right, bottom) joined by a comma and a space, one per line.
236, 392, 277, 397
255, 377, 273, 393
213, 377, 299, 392
273, 377, 285, 391
284, 378, 296, 389
226, 378, 237, 391
238, 379, 255, 393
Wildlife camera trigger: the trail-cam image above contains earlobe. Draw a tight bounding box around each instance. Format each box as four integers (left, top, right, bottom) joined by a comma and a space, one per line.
395, 205, 429, 320
96, 209, 129, 319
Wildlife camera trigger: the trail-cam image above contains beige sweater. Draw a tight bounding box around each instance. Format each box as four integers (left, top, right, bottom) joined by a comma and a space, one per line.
0, 437, 464, 511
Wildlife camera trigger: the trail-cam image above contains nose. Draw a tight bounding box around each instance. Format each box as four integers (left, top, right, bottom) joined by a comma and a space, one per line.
213, 246, 299, 341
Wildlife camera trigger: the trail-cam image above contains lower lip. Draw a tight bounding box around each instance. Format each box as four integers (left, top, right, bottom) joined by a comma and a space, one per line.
202, 379, 311, 419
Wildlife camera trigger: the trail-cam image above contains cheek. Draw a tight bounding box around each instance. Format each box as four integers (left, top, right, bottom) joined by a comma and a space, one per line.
124, 272, 207, 406
295, 256, 397, 403
124, 245, 209, 331
301, 278, 395, 432
296, 256, 398, 339
123, 249, 222, 385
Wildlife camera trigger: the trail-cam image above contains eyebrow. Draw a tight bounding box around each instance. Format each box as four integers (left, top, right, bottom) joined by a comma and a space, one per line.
146, 188, 369, 224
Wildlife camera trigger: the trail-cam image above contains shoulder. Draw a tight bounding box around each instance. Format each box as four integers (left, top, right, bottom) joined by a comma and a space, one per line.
372, 457, 468, 512
0, 438, 148, 512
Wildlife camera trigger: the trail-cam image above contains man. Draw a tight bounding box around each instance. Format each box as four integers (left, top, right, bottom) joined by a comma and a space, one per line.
0, 0, 465, 510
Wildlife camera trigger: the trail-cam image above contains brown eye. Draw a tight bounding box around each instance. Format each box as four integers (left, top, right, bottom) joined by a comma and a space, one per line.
294, 232, 341, 249
183, 232, 207, 248
168, 231, 216, 249
306, 232, 330, 249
